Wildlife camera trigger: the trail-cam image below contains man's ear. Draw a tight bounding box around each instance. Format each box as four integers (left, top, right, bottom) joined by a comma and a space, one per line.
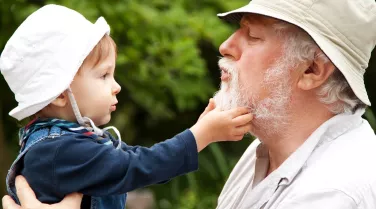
50, 91, 68, 107
297, 52, 336, 91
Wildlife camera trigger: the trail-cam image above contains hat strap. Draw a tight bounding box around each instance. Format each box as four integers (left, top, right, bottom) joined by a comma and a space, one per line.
66, 87, 123, 149
67, 87, 86, 126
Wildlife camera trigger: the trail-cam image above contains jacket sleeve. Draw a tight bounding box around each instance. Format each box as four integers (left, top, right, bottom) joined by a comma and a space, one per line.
53, 129, 198, 196
119, 140, 142, 152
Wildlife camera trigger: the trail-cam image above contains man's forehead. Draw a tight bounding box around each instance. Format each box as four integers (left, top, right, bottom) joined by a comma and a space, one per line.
240, 14, 279, 27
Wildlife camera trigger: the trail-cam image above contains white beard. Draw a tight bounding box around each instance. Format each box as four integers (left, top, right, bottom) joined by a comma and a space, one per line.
213, 57, 292, 135
213, 58, 249, 111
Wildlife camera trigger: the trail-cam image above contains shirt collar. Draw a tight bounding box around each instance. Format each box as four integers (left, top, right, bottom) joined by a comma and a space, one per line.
256, 108, 366, 185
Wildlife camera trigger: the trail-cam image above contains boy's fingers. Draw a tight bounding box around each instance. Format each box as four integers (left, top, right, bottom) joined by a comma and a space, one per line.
208, 98, 216, 110
2, 195, 21, 209
199, 99, 216, 120
234, 124, 252, 136
57, 193, 83, 209
204, 99, 216, 113
231, 135, 244, 141
15, 176, 39, 207
232, 113, 253, 126
206, 103, 215, 112
199, 108, 209, 120
229, 107, 250, 118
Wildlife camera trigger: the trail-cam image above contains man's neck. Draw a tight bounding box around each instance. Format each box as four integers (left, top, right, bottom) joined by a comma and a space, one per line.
254, 103, 335, 174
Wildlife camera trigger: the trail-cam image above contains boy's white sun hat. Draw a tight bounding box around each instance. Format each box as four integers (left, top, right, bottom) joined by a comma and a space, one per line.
218, 0, 376, 106
0, 4, 110, 121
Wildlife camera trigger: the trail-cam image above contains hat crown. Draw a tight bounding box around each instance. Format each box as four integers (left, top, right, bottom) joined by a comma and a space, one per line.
0, 4, 110, 120
251, 0, 376, 66
0, 5, 92, 93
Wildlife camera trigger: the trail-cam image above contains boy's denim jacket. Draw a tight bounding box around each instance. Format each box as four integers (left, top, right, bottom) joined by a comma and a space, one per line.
6, 121, 198, 209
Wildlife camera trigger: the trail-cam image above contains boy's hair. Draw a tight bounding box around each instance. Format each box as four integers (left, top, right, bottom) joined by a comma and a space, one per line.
79, 34, 117, 73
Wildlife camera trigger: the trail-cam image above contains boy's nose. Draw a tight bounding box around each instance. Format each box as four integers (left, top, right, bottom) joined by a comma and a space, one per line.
113, 81, 121, 95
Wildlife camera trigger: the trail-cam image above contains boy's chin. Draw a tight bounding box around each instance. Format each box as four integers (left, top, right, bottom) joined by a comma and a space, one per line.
94, 115, 111, 127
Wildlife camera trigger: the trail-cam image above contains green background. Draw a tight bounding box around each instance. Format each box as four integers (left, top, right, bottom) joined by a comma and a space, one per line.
0, 0, 375, 208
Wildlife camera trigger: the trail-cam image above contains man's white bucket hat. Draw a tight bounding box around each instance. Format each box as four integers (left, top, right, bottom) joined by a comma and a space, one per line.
218, 0, 376, 106
0, 4, 110, 120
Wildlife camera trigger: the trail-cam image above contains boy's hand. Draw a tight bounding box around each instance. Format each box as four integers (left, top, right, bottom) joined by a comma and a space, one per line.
198, 98, 216, 121
190, 101, 253, 152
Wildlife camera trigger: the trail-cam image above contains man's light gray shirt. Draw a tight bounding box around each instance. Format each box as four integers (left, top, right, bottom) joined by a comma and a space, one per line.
217, 109, 376, 209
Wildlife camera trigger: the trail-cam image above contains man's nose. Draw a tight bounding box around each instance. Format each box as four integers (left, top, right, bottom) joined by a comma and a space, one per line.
219, 30, 242, 60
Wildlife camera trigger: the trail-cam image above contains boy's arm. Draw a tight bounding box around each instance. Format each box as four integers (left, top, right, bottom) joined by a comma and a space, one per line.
53, 129, 198, 196
51, 103, 251, 196
119, 141, 141, 152
22, 101, 252, 200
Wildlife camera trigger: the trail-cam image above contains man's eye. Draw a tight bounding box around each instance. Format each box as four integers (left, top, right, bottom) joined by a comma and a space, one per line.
248, 35, 260, 40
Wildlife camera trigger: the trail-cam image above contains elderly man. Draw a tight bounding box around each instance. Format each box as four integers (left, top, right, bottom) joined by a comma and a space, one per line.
214, 0, 376, 208
3, 0, 376, 209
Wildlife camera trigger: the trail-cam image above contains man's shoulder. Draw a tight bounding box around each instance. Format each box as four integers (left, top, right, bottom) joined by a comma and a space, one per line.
327, 119, 376, 164
306, 119, 376, 175
293, 123, 376, 204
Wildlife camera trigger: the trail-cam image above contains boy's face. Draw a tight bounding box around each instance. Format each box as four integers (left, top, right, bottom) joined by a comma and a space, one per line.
70, 46, 121, 126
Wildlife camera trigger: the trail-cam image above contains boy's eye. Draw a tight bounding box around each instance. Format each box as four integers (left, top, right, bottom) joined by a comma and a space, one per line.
101, 73, 109, 79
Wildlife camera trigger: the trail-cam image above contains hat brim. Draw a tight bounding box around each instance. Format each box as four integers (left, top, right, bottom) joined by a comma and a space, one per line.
218, 4, 371, 106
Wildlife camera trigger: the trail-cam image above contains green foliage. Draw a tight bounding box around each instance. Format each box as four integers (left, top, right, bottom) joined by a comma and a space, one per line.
1, 0, 376, 209
365, 108, 376, 130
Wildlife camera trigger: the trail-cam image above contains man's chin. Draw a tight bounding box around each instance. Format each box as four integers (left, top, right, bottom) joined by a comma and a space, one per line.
212, 94, 232, 111
213, 91, 252, 111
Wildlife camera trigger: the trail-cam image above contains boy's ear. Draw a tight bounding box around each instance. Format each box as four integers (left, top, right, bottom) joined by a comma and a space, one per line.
50, 91, 68, 107
297, 51, 336, 91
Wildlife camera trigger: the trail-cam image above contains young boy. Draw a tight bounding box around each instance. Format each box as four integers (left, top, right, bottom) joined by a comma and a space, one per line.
1, 4, 252, 209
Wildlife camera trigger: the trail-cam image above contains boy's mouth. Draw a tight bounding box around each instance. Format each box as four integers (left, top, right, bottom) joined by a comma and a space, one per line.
110, 103, 117, 111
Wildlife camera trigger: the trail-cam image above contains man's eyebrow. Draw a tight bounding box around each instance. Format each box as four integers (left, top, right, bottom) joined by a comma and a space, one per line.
239, 21, 250, 30
239, 17, 249, 27
241, 15, 276, 27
